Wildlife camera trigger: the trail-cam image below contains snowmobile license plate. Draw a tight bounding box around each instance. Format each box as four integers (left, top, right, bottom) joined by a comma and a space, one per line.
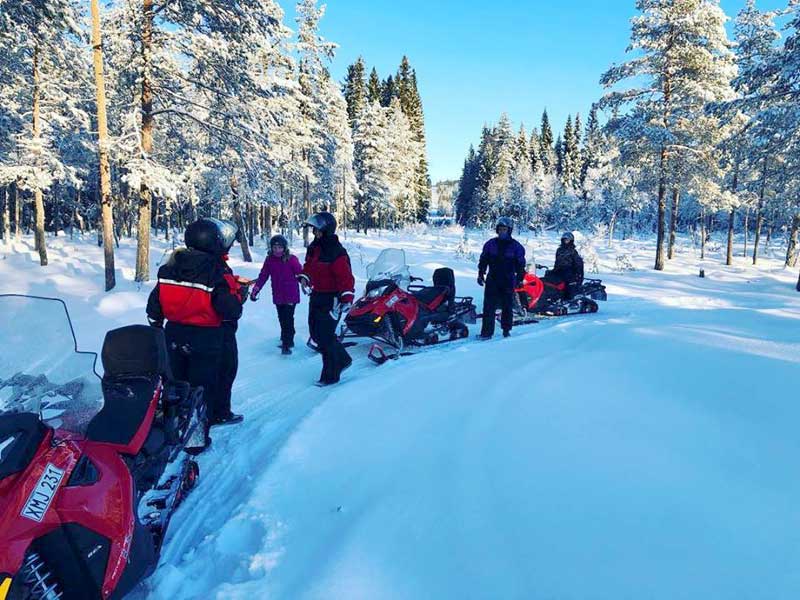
21, 463, 65, 522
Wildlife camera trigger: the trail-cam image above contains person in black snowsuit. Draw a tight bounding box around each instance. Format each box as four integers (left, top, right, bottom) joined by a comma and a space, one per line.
546, 232, 584, 296
218, 241, 250, 427
300, 212, 356, 386
478, 217, 526, 339
146, 218, 243, 444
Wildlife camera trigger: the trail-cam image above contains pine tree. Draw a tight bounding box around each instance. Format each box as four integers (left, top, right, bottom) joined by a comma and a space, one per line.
343, 57, 367, 124
539, 110, 555, 174
601, 0, 736, 270
455, 145, 479, 226
368, 67, 381, 104
381, 75, 396, 107
581, 105, 602, 193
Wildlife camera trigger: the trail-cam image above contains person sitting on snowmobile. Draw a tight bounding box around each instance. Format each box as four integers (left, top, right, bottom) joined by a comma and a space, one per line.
146, 218, 243, 444
300, 212, 356, 386
477, 217, 526, 339
545, 232, 585, 296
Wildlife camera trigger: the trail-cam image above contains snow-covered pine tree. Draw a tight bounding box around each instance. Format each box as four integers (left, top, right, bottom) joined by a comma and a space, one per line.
381, 75, 397, 107
368, 68, 381, 105
601, 0, 737, 271
352, 101, 392, 233
456, 145, 479, 226
343, 57, 367, 125
0, 0, 89, 266
539, 110, 555, 174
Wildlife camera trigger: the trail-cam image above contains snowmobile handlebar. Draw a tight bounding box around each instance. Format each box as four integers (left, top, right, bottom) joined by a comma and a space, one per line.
534, 264, 550, 270
410, 276, 424, 283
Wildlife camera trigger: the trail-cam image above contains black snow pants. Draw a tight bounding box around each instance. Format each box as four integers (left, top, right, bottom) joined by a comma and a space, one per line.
481, 279, 514, 337
164, 322, 223, 435
308, 292, 351, 384
217, 323, 238, 421
276, 304, 297, 347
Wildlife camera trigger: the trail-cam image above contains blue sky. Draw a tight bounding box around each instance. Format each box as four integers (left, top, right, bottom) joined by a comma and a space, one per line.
279, 0, 788, 182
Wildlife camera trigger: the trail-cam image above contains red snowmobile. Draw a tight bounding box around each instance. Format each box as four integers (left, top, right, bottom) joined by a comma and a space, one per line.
510, 264, 607, 325
0, 295, 206, 600
341, 249, 477, 364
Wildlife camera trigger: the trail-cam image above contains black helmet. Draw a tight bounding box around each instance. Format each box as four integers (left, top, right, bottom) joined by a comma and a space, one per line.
561, 232, 575, 245
495, 217, 514, 235
269, 234, 288, 249
185, 218, 238, 255
303, 211, 337, 236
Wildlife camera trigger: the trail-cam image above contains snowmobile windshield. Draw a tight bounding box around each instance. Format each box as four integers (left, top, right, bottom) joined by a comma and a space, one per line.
366, 249, 412, 286
0, 295, 103, 435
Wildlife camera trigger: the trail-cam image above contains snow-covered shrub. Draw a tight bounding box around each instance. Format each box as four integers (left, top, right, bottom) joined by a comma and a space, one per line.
615, 254, 636, 272
575, 231, 600, 274
453, 231, 477, 262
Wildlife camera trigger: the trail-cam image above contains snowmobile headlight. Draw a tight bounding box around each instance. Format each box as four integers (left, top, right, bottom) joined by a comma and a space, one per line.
0, 577, 11, 600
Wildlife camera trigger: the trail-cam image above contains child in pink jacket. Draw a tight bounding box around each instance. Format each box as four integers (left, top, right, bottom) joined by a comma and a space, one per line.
251, 235, 303, 354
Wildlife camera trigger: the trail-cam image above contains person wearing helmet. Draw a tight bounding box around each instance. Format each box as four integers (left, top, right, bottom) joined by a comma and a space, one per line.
146, 218, 244, 444
547, 232, 584, 293
477, 217, 526, 339
300, 212, 355, 386
250, 235, 303, 355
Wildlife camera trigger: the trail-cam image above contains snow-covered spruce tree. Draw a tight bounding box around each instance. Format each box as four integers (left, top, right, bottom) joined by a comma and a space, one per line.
381, 75, 397, 107
455, 145, 479, 226
581, 106, 602, 197
384, 98, 420, 225
368, 68, 381, 105
539, 110, 556, 175
601, 0, 736, 271
0, 0, 89, 266
396, 57, 431, 222
342, 57, 367, 125
352, 101, 392, 233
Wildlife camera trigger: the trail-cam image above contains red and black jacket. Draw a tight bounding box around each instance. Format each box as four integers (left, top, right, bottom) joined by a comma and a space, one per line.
147, 248, 243, 328
302, 235, 355, 302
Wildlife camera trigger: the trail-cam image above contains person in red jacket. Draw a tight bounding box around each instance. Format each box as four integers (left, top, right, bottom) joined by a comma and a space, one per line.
300, 212, 355, 386
146, 218, 243, 444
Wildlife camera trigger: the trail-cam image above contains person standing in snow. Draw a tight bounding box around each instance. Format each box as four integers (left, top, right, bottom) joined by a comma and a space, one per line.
217, 236, 250, 427
250, 235, 303, 355
545, 232, 584, 294
477, 217, 526, 339
146, 218, 243, 445
300, 212, 355, 386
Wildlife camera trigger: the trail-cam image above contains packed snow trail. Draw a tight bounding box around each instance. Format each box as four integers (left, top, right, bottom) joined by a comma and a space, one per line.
1, 230, 799, 599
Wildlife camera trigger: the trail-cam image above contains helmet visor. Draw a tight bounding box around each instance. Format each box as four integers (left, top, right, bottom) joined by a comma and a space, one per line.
210, 218, 239, 251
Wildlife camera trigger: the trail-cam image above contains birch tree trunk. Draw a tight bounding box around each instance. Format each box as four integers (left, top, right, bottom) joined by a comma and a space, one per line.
32, 44, 48, 266
92, 0, 116, 290
14, 181, 21, 240
135, 0, 154, 281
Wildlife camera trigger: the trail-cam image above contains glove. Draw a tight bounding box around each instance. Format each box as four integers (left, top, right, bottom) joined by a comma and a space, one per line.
250, 284, 261, 302
477, 274, 485, 287
297, 274, 312, 295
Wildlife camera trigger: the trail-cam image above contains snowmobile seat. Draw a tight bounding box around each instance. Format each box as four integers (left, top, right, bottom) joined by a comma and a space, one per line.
86, 326, 174, 452
433, 267, 456, 302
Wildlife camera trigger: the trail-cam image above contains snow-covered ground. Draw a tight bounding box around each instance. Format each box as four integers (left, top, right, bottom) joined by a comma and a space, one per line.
1, 227, 799, 599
